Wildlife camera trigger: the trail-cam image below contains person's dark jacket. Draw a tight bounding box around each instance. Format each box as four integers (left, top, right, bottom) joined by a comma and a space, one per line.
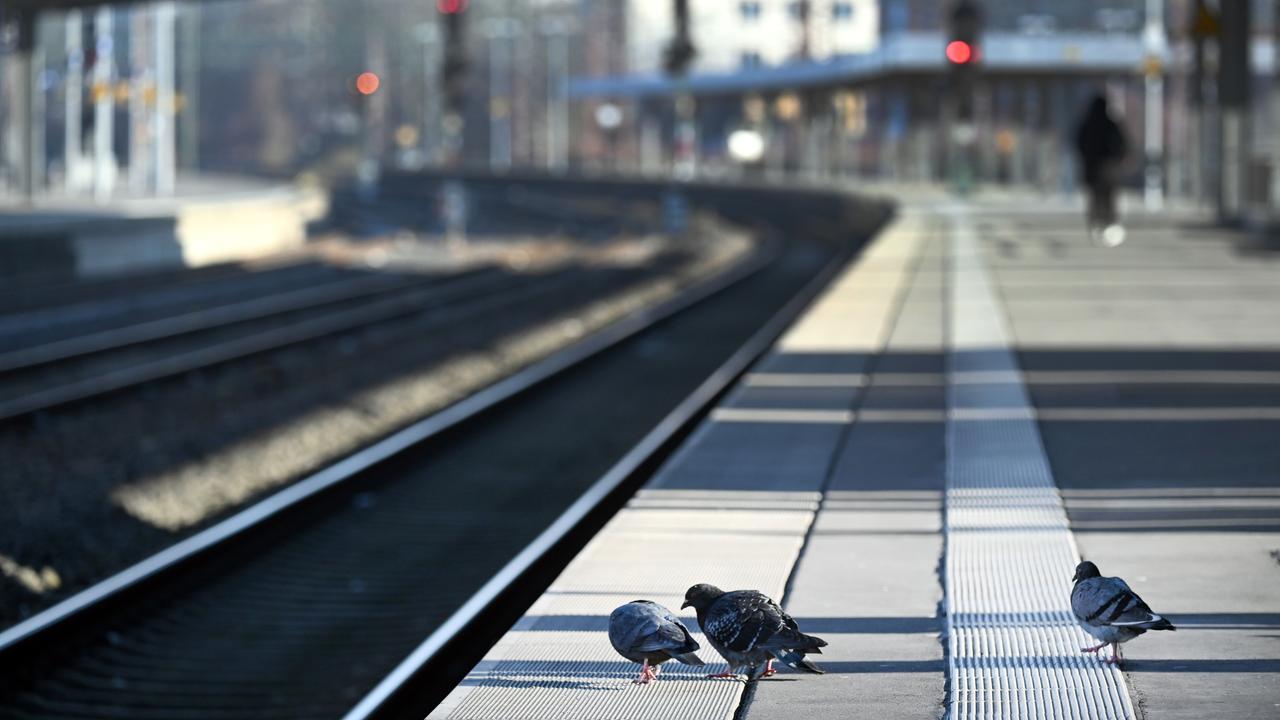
1075, 97, 1127, 187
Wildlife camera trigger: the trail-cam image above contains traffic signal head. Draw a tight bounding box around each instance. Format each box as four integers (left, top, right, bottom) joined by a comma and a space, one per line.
946, 40, 973, 65
355, 72, 381, 96
947, 0, 982, 65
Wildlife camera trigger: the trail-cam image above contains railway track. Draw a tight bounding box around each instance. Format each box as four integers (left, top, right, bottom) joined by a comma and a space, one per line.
0, 261, 348, 347
0, 266, 526, 421
0, 224, 852, 720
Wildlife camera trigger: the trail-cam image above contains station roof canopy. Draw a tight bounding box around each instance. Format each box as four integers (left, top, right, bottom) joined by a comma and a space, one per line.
570, 32, 1155, 99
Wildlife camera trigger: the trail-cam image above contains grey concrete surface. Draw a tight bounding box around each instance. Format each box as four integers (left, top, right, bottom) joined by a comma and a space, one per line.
429, 210, 927, 720
746, 232, 946, 720
982, 207, 1280, 720
436, 194, 1278, 720
751, 198, 1280, 719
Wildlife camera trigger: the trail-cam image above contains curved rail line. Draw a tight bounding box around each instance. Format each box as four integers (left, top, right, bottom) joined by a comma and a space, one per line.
0, 231, 839, 719
0, 267, 551, 421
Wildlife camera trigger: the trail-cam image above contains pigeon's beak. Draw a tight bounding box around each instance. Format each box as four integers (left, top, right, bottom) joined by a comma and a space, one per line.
1070, 571, 1078, 582
680, 600, 690, 610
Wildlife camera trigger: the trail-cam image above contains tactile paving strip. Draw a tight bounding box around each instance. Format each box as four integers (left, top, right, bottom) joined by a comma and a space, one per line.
944, 212, 1136, 720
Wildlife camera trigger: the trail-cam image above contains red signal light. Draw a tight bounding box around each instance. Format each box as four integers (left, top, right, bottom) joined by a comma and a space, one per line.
437, 0, 468, 13
946, 40, 973, 64
355, 72, 381, 96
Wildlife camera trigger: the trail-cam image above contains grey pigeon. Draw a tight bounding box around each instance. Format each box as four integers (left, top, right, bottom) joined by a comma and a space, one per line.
1071, 560, 1175, 665
681, 583, 827, 680
608, 600, 704, 684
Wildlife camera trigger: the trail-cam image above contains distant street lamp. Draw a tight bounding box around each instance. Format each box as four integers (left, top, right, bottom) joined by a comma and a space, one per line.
727, 128, 766, 164
594, 102, 623, 169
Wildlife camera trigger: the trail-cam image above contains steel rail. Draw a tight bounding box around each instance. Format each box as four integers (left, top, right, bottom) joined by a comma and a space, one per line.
0, 271, 435, 373
0, 238, 779, 663
0, 269, 517, 421
342, 238, 856, 720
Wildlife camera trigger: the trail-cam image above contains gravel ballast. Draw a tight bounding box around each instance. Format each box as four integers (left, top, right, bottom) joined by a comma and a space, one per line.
0, 218, 752, 630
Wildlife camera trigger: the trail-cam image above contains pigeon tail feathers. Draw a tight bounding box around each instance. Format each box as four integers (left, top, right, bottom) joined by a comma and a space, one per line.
669, 651, 705, 666
775, 649, 825, 674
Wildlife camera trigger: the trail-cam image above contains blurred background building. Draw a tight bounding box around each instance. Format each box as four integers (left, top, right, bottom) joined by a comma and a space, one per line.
1, 0, 1278, 220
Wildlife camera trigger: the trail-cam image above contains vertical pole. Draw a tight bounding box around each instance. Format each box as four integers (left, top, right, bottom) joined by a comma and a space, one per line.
93, 7, 116, 202
361, 11, 388, 192
128, 6, 150, 196
543, 29, 554, 170
489, 30, 501, 171
1143, 0, 1165, 210
153, 2, 175, 195
797, 0, 811, 60
416, 23, 438, 165
441, 6, 467, 168
555, 29, 571, 170
485, 20, 514, 172
66, 10, 84, 194
1218, 0, 1250, 220
32, 12, 46, 196
542, 23, 570, 172
15, 9, 37, 203
1272, 0, 1280, 213
179, 2, 200, 171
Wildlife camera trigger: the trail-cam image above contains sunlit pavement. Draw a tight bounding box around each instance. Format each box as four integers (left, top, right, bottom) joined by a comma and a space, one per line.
745, 189, 1280, 720
399, 186, 1279, 720
967, 195, 1280, 720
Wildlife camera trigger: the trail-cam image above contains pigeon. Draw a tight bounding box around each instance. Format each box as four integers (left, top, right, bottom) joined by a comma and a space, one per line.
681, 583, 827, 680
608, 600, 705, 684
1071, 560, 1175, 665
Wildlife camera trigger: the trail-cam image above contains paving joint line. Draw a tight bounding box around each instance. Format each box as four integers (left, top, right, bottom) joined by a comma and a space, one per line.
732, 221, 935, 720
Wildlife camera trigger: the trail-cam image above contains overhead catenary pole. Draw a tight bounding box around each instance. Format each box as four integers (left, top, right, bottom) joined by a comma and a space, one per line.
1142, 0, 1165, 210
128, 6, 151, 196
14, 8, 37, 203
1273, 0, 1280, 213
153, 1, 176, 195
93, 6, 116, 202
484, 18, 517, 171
65, 10, 85, 193
179, 2, 200, 171
414, 22, 440, 165
1217, 0, 1250, 221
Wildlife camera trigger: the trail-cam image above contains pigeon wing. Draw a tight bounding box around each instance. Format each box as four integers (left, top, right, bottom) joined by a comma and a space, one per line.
704, 591, 787, 655
611, 601, 700, 655
1073, 577, 1164, 628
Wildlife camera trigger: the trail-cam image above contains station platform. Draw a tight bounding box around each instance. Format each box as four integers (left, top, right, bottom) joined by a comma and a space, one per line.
430, 192, 1280, 720
0, 175, 324, 281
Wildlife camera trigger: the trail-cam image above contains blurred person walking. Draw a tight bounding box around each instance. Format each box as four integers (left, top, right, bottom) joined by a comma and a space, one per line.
1075, 94, 1129, 246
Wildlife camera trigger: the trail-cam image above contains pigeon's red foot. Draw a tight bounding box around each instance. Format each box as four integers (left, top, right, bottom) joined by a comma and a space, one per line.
1107, 644, 1125, 666
760, 660, 777, 678
633, 660, 658, 684
706, 672, 740, 679
1080, 643, 1107, 654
